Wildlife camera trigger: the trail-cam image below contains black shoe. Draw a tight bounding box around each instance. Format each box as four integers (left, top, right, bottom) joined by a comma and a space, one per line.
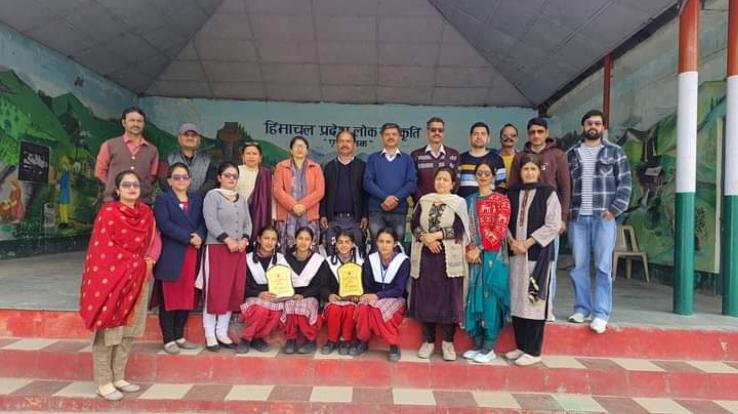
251, 338, 270, 352
338, 340, 351, 355
205, 344, 220, 352
388, 345, 401, 362
350, 341, 368, 356
283, 339, 297, 354
298, 340, 317, 354
321, 341, 336, 355
236, 340, 250, 354
217, 339, 237, 350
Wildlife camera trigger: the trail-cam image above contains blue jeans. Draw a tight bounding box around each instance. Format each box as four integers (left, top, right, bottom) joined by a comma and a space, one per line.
568, 215, 616, 321
368, 212, 406, 250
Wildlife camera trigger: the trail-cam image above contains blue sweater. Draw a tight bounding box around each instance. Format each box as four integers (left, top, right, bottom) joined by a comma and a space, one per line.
363, 152, 417, 214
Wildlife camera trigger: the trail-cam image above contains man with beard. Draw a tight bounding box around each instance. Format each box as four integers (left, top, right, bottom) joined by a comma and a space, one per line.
496, 123, 519, 189
320, 130, 368, 255
457, 122, 506, 199
567, 109, 631, 334
159, 123, 216, 197
94, 107, 159, 204
508, 118, 570, 321
411, 117, 460, 201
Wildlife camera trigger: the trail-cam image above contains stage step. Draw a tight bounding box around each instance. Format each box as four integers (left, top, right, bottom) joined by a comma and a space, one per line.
1, 337, 737, 400
2, 309, 738, 360
1, 376, 737, 413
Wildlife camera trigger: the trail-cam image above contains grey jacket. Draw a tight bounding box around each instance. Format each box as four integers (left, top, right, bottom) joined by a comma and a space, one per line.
203, 189, 252, 245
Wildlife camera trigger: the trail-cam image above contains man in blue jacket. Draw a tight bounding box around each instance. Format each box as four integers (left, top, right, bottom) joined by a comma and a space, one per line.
363, 123, 417, 247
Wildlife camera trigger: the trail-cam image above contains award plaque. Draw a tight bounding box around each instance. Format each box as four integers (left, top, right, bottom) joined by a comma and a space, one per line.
337, 262, 363, 298
266, 264, 294, 299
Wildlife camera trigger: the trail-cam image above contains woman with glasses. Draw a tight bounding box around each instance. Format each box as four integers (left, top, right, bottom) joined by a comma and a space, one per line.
463, 162, 511, 363
153, 162, 205, 354
80, 171, 160, 401
201, 162, 252, 351
273, 135, 325, 253
236, 142, 273, 241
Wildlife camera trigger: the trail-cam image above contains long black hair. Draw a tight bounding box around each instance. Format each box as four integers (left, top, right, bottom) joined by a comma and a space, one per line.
375, 227, 403, 254
289, 226, 315, 254
330, 230, 359, 265
251, 225, 280, 266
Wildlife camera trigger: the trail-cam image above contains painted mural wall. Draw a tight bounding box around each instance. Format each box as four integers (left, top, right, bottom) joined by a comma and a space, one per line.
0, 22, 141, 257
548, 2, 728, 274
138, 97, 536, 167
0, 22, 537, 258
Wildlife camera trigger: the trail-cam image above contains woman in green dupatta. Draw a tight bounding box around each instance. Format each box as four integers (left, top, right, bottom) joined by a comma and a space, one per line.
463, 162, 512, 363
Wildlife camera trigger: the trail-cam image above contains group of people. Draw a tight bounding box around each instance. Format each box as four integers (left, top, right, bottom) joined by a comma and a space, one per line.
80, 107, 631, 401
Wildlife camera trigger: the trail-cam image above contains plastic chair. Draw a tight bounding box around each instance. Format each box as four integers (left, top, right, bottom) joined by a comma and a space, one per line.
612, 224, 650, 282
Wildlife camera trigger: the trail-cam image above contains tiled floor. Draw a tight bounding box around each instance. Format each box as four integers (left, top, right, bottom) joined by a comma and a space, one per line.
0, 377, 735, 412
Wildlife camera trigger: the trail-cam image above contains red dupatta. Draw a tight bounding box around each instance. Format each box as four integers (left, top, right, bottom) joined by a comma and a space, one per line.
79, 201, 155, 330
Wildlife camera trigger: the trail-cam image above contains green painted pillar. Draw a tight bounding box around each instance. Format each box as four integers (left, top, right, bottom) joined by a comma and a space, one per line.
722, 197, 738, 315
674, 0, 699, 315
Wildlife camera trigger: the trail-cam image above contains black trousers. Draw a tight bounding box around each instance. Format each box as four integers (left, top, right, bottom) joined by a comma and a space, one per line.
422, 322, 456, 342
158, 288, 190, 344
512, 316, 545, 356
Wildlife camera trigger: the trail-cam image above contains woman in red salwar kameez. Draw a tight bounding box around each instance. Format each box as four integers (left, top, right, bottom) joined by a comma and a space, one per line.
79, 170, 160, 401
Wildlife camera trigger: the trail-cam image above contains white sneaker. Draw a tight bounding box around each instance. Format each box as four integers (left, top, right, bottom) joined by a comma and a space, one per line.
568, 312, 591, 323
462, 349, 480, 360
546, 314, 556, 322
417, 342, 434, 359
441, 341, 456, 361
590, 317, 607, 334
472, 349, 496, 363
504, 349, 524, 360
514, 353, 542, 366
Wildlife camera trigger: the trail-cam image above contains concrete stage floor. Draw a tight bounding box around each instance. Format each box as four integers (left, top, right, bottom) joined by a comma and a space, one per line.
1, 251, 737, 330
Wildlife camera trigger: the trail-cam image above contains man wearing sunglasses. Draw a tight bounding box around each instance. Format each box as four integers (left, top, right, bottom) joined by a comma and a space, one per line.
410, 117, 460, 202
159, 123, 216, 197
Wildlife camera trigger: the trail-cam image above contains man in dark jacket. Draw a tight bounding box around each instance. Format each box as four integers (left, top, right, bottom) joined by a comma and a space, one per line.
320, 130, 368, 255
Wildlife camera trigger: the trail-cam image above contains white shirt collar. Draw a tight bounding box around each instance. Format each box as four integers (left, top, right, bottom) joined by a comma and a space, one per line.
425, 144, 445, 157
337, 155, 355, 165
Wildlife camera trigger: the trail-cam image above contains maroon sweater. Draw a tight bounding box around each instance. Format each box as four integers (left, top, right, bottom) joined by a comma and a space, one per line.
508, 139, 571, 223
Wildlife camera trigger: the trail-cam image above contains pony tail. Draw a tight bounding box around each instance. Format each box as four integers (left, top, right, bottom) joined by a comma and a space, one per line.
251, 240, 260, 263
271, 252, 278, 266
394, 241, 402, 254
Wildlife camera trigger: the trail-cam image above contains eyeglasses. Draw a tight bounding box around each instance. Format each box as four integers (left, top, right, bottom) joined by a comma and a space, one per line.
170, 174, 190, 181
120, 181, 140, 189
221, 173, 238, 180
429, 127, 444, 133
475, 171, 492, 177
